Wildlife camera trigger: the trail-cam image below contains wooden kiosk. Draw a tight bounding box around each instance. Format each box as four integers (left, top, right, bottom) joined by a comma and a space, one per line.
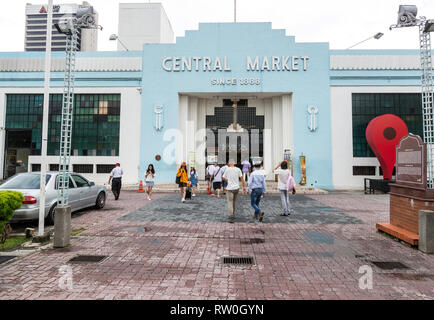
376, 134, 434, 246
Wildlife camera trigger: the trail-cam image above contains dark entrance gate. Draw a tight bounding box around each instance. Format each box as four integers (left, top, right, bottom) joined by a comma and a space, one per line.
205, 99, 264, 168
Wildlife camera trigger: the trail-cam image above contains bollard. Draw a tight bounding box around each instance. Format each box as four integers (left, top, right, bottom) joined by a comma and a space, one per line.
53, 206, 71, 248
419, 210, 434, 254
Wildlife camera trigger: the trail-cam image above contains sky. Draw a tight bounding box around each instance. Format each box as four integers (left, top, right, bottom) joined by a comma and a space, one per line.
1, 0, 434, 52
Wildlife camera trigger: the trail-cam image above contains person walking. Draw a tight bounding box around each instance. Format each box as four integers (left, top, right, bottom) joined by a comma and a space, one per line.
206, 163, 215, 194
222, 161, 246, 223
108, 162, 123, 200
189, 167, 198, 197
286, 169, 297, 213
145, 164, 155, 201
176, 162, 189, 203
247, 164, 267, 222
210, 164, 224, 198
241, 159, 251, 181
274, 161, 293, 216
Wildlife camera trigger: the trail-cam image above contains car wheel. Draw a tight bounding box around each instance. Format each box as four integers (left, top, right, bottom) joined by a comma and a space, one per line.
95, 192, 106, 209
46, 204, 56, 225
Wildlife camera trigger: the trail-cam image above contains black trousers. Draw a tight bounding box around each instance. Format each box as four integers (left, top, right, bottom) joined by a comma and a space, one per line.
112, 178, 122, 199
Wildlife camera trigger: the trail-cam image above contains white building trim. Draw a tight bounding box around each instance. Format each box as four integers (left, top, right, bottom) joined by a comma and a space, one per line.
330, 55, 420, 70
0, 57, 142, 72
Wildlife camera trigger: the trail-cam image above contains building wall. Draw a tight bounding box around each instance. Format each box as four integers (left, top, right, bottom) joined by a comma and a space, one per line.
0, 86, 141, 185
140, 23, 333, 189
331, 85, 420, 190
118, 3, 174, 51
25, 2, 98, 52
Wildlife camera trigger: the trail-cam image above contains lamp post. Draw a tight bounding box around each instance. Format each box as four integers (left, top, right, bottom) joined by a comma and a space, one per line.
390, 5, 434, 189
38, 0, 53, 237
52, 5, 102, 247
346, 32, 384, 50
109, 34, 129, 51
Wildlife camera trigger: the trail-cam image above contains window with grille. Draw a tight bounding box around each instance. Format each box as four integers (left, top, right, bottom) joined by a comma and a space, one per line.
353, 166, 376, 176
97, 165, 115, 174
6, 94, 121, 158
73, 164, 93, 174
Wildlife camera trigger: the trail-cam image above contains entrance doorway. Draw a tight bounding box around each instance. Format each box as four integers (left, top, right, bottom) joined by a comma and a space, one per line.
205, 99, 264, 169
3, 130, 32, 179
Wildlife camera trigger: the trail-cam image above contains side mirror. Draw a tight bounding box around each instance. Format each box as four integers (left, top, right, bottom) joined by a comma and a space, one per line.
89, 182, 95, 187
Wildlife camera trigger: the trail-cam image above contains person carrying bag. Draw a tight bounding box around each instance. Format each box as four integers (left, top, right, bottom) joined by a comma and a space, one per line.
176, 162, 189, 203
284, 173, 297, 216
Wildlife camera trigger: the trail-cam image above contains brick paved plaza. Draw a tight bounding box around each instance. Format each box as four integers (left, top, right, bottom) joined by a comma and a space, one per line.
0, 191, 433, 300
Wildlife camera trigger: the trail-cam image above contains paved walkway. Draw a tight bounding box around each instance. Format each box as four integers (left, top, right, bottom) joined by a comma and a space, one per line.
0, 191, 433, 300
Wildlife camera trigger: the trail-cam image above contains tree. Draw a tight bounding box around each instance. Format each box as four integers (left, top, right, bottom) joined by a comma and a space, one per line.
0, 191, 24, 243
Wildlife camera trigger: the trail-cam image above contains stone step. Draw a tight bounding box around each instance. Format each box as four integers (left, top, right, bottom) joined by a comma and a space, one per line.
116, 182, 328, 195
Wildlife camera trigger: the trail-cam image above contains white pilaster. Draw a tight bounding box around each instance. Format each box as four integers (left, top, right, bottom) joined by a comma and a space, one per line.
196, 98, 207, 179
281, 94, 293, 152
186, 96, 198, 168
272, 96, 283, 171
177, 95, 189, 166
264, 98, 273, 180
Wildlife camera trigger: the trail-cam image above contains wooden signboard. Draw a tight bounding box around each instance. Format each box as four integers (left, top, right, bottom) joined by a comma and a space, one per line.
395, 133, 427, 189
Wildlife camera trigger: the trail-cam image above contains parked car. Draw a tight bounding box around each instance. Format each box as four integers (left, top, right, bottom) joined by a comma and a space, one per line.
0, 172, 107, 224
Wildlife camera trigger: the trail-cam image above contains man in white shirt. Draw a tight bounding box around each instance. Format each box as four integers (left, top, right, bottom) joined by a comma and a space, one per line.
222, 162, 247, 223
108, 162, 123, 200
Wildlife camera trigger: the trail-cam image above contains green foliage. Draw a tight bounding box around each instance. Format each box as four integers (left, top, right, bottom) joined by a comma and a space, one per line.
0, 236, 27, 251
0, 191, 24, 234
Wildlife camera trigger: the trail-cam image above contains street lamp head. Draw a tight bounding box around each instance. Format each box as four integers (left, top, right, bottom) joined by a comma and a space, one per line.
77, 5, 94, 19
109, 34, 118, 41
76, 5, 96, 25
397, 5, 418, 25
374, 32, 384, 39
424, 19, 434, 33
54, 19, 74, 35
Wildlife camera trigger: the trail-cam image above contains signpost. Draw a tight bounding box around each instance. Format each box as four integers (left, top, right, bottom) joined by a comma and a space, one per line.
377, 134, 434, 246
396, 134, 427, 187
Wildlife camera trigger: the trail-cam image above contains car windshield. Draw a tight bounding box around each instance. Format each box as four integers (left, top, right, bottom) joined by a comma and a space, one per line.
0, 174, 51, 190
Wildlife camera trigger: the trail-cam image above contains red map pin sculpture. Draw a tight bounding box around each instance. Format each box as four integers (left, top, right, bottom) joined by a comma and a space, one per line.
366, 114, 408, 181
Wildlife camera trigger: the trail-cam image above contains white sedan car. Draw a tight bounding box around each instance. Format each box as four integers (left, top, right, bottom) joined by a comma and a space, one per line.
0, 172, 107, 224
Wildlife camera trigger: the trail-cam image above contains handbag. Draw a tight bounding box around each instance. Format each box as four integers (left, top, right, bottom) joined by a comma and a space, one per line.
211, 167, 221, 182
176, 169, 182, 184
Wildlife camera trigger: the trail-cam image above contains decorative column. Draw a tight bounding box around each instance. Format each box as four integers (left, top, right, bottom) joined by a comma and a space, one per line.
177, 95, 189, 166
264, 98, 273, 180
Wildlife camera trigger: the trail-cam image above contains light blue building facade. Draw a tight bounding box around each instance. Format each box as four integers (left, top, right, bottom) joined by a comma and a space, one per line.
0, 23, 428, 189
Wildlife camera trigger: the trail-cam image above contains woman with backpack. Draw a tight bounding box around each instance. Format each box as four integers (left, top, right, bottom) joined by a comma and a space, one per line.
274, 161, 296, 216
176, 162, 189, 203
145, 164, 156, 201
189, 167, 198, 197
